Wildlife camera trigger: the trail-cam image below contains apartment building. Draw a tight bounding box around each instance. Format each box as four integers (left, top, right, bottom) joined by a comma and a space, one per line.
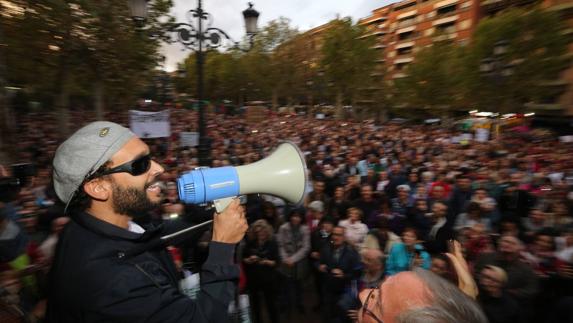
359, 0, 481, 80
359, 0, 573, 116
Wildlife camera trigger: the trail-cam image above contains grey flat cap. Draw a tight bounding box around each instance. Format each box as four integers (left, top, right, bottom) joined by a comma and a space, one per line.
53, 121, 135, 204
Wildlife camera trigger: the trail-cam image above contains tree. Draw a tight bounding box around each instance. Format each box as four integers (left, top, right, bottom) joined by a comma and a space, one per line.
464, 7, 570, 113
320, 17, 377, 119
393, 40, 466, 118
177, 17, 298, 108
1, 0, 173, 137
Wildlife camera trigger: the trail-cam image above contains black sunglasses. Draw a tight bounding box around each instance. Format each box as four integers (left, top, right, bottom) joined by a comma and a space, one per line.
98, 154, 152, 177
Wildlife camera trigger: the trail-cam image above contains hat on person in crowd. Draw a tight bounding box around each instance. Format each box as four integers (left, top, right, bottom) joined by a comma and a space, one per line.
52, 121, 135, 206
308, 200, 324, 213
397, 184, 411, 192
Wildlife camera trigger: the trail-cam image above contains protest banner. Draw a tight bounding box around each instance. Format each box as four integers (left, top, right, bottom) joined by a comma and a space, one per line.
475, 128, 490, 142
129, 110, 170, 138
180, 132, 200, 147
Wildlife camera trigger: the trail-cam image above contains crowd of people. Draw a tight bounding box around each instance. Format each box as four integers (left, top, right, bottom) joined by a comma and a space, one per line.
1, 106, 572, 323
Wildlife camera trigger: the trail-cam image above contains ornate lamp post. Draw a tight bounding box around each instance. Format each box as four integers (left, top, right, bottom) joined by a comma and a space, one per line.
128, 0, 259, 165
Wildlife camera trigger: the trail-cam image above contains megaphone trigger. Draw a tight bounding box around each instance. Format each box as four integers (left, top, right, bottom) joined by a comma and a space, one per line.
212, 195, 248, 213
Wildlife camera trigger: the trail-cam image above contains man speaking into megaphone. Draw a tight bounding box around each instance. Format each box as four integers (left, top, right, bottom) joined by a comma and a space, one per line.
46, 121, 250, 323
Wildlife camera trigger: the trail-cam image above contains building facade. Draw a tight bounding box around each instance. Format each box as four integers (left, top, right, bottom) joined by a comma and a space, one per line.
358, 0, 573, 116
359, 0, 481, 80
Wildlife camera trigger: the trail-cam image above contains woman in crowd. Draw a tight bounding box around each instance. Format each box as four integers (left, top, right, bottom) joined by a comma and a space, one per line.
386, 227, 431, 275
277, 209, 310, 315
242, 220, 280, 323
338, 207, 368, 248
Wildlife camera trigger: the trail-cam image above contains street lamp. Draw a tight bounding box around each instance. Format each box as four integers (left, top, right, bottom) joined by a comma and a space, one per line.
128, 0, 148, 26
243, 2, 260, 47
128, 0, 259, 166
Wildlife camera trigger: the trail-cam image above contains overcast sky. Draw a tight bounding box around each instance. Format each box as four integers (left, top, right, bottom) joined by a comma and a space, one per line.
161, 0, 397, 71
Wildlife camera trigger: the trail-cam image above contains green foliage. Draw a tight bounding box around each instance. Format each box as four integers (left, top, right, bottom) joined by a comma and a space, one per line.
321, 17, 377, 98
392, 7, 569, 116
179, 17, 299, 106
465, 7, 570, 113
1, 0, 174, 112
253, 17, 298, 53
394, 40, 466, 114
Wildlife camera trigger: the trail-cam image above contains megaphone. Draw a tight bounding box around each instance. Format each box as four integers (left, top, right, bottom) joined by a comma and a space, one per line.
119, 141, 307, 259
177, 141, 307, 212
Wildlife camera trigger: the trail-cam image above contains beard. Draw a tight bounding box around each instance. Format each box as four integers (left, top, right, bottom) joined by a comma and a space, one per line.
111, 180, 160, 219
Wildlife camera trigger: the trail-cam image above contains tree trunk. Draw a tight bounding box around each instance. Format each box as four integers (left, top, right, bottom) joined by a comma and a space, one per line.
376, 105, 388, 124
351, 96, 359, 120
0, 20, 14, 163
55, 68, 71, 139
271, 89, 278, 111
307, 93, 313, 118
94, 78, 105, 121
335, 91, 343, 120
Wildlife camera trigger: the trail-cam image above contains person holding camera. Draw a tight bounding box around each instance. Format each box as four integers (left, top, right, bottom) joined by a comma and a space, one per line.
318, 226, 362, 323
242, 220, 279, 323
45, 121, 248, 323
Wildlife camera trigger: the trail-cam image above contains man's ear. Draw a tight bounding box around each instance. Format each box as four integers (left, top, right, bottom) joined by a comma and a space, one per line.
82, 178, 111, 201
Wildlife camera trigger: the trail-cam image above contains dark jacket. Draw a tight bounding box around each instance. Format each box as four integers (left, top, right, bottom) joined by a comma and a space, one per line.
242, 237, 279, 286
319, 243, 362, 294
479, 292, 520, 323
447, 187, 472, 222
46, 212, 238, 323
474, 253, 539, 306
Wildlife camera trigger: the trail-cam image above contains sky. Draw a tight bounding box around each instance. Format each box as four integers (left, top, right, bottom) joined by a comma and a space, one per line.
161, 0, 396, 71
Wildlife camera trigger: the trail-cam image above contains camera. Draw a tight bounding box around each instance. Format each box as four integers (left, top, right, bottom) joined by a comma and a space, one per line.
0, 177, 21, 203
11, 163, 36, 187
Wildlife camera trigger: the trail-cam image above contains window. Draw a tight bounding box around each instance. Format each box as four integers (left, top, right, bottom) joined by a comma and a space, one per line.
436, 4, 457, 16
395, 62, 409, 70
436, 21, 456, 34
397, 17, 417, 28
397, 47, 413, 55
398, 31, 415, 40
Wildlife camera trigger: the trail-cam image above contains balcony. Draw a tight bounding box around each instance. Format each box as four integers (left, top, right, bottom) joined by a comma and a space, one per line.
370, 44, 387, 50
547, 1, 573, 14
396, 41, 415, 49
394, 57, 414, 64
434, 0, 459, 8
435, 6, 458, 18
433, 32, 458, 41
481, 0, 540, 14
397, 25, 416, 34
360, 15, 388, 25
397, 19, 417, 29
432, 15, 459, 26
359, 30, 388, 39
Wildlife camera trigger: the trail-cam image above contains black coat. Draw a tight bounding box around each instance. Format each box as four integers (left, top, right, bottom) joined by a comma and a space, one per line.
319, 243, 362, 294
46, 212, 239, 323
242, 238, 279, 286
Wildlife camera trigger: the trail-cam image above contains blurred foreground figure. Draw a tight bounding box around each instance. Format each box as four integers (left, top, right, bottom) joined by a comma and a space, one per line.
357, 240, 486, 323
357, 268, 487, 323
45, 122, 247, 323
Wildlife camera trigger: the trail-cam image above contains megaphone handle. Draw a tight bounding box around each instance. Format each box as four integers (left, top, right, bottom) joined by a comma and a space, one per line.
213, 197, 235, 213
